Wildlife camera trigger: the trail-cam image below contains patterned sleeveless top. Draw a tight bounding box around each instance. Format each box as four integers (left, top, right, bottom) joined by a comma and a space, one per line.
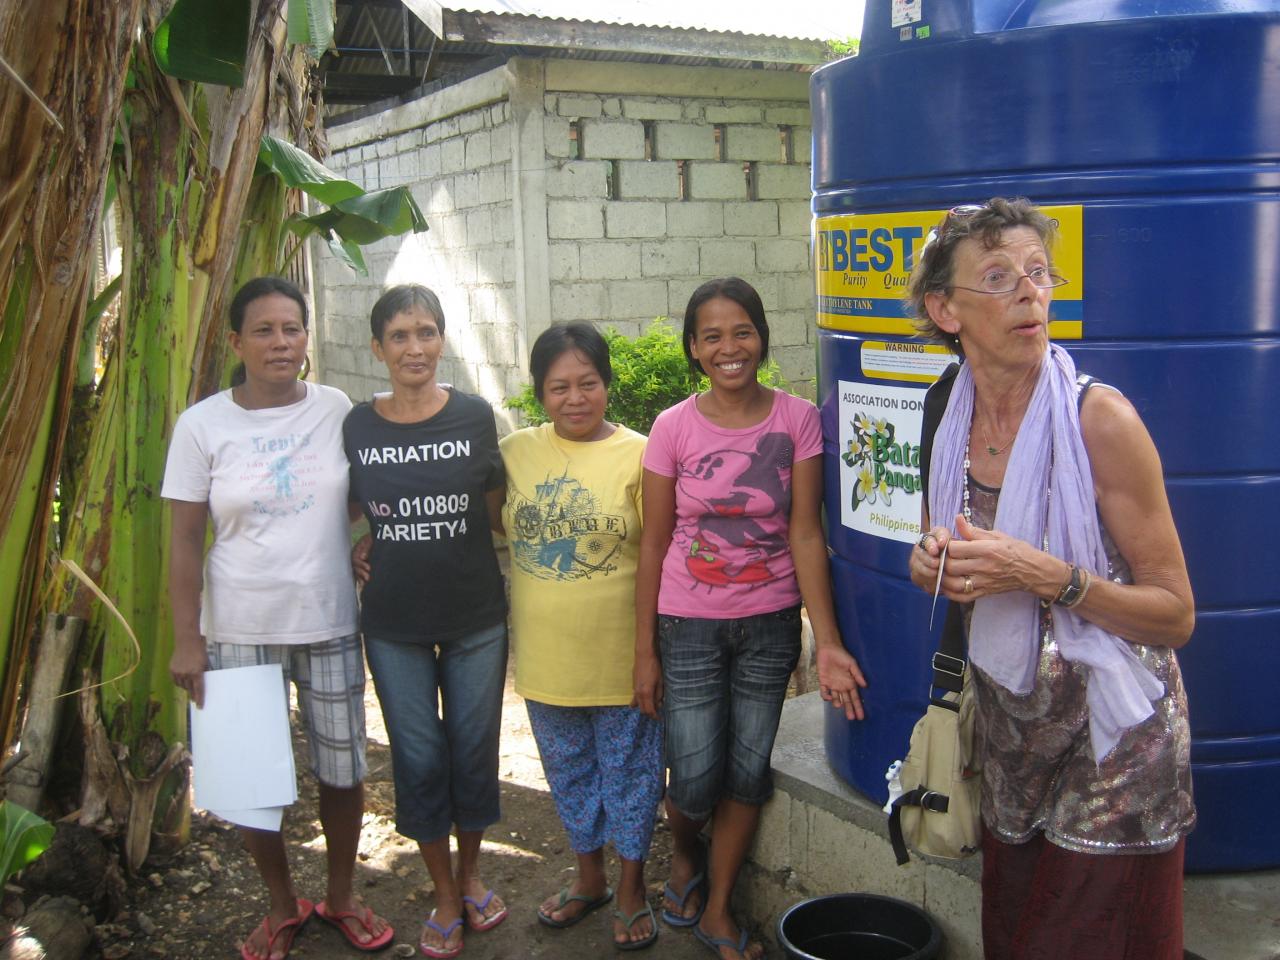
966, 477, 1196, 854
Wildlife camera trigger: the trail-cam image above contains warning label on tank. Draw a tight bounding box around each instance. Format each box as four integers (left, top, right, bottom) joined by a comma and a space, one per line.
861, 341, 956, 383
838, 379, 929, 544
814, 205, 1085, 339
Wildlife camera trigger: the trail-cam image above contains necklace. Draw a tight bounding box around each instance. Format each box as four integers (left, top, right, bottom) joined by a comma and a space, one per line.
978, 417, 1014, 456
962, 437, 972, 522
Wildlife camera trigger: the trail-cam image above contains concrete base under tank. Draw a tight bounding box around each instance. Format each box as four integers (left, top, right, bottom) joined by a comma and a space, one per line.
743, 692, 1280, 960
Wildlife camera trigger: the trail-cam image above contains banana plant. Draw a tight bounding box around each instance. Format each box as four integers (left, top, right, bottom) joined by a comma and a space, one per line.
258, 135, 428, 275
0, 801, 53, 887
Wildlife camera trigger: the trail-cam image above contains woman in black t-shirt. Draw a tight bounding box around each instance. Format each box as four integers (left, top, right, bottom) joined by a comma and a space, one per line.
344, 284, 509, 959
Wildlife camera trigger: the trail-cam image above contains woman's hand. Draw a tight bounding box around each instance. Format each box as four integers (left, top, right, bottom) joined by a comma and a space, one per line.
909, 525, 952, 593
816, 644, 868, 721
170, 640, 209, 709
939, 514, 1066, 603
352, 533, 373, 584
631, 648, 663, 720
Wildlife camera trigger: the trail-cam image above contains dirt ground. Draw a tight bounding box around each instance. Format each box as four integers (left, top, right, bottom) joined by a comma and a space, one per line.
96, 664, 742, 960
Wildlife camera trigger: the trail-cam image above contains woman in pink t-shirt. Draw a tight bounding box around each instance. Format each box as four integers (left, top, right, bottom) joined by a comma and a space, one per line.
633, 277, 867, 960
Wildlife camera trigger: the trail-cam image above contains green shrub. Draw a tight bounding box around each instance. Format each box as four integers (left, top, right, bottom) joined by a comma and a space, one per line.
505, 320, 786, 435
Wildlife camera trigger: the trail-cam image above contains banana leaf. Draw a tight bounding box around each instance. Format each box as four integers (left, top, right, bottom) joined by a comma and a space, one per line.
258, 134, 427, 277
258, 135, 363, 206
0, 800, 53, 887
289, 187, 428, 245
152, 0, 250, 87
287, 0, 334, 60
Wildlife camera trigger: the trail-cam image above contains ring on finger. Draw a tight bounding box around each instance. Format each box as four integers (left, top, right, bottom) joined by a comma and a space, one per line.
964, 575, 974, 594
918, 532, 936, 550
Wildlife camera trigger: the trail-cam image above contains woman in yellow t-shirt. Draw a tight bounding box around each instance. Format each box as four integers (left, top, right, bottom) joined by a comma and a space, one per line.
496, 322, 661, 951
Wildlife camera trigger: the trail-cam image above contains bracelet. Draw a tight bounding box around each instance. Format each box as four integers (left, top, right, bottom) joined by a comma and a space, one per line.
1072, 568, 1093, 608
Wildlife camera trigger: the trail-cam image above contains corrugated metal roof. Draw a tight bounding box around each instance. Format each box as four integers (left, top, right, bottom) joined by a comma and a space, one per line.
443, 0, 862, 42
323, 0, 857, 116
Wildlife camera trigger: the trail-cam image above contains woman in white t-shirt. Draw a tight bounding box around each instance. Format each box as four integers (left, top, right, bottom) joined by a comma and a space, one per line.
163, 277, 392, 960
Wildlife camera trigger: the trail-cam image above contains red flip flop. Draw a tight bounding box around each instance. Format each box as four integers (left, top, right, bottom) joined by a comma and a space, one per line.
463, 889, 508, 932
315, 900, 395, 952
240, 897, 313, 960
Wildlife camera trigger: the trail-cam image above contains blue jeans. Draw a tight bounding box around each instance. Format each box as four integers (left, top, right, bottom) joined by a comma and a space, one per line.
364, 622, 508, 843
658, 605, 801, 820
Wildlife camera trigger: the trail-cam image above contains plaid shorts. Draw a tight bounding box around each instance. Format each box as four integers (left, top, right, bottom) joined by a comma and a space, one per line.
206, 634, 367, 788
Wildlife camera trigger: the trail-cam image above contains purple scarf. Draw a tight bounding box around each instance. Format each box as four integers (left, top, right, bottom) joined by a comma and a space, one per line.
928, 343, 1165, 762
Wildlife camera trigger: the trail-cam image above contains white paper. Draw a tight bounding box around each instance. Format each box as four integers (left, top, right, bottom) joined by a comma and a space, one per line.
191, 664, 296, 815
207, 805, 285, 832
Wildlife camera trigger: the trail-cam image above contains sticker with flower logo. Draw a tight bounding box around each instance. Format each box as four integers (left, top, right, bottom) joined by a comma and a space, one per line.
842, 412, 896, 512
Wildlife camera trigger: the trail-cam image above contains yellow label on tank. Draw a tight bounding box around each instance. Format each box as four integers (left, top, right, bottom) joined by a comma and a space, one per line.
814, 205, 1084, 338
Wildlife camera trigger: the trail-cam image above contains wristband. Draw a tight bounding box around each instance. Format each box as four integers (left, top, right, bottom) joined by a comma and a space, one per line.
1054, 564, 1086, 608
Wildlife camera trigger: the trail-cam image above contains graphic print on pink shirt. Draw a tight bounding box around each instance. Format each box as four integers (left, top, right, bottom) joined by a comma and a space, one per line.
676, 431, 794, 590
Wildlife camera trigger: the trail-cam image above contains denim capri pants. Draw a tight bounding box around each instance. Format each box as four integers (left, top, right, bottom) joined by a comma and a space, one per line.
658, 605, 801, 820
364, 621, 508, 843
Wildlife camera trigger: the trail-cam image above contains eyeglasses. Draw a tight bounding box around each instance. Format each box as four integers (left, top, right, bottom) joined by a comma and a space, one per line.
921, 204, 991, 256
951, 265, 1069, 296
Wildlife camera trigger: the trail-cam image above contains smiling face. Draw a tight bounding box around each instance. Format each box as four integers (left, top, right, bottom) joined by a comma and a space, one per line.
925, 225, 1054, 373
540, 348, 610, 442
229, 292, 309, 386
689, 296, 763, 394
372, 304, 444, 390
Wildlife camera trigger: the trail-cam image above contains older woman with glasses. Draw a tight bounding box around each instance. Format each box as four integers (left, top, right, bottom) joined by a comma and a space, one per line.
906, 198, 1195, 960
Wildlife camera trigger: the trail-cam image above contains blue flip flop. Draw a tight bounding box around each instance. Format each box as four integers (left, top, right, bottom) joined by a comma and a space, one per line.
660, 870, 706, 928
420, 910, 464, 959
693, 924, 755, 960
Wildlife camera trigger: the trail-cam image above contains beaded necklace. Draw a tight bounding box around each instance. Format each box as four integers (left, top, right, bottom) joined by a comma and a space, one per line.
962, 436, 973, 523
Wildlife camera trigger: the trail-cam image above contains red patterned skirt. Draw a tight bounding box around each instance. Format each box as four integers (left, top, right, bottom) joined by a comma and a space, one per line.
981, 827, 1185, 960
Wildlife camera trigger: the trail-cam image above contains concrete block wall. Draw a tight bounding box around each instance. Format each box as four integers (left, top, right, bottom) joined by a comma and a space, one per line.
543, 86, 818, 396
312, 70, 518, 411
312, 58, 821, 427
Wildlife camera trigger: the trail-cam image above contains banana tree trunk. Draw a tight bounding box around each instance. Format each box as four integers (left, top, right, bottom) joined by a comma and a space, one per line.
52, 0, 291, 754
0, 0, 145, 747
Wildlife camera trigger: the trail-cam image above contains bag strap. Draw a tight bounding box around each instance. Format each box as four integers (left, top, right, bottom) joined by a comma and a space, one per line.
888, 785, 951, 865
920, 366, 1101, 697
918, 361, 960, 508
918, 361, 966, 696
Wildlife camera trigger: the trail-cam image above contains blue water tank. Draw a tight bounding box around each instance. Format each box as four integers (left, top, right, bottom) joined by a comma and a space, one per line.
812, 0, 1280, 872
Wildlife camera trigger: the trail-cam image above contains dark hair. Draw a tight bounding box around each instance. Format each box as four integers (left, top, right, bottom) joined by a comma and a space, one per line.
681, 277, 770, 375
906, 197, 1057, 357
229, 276, 308, 333
529, 322, 612, 402
370, 284, 445, 342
